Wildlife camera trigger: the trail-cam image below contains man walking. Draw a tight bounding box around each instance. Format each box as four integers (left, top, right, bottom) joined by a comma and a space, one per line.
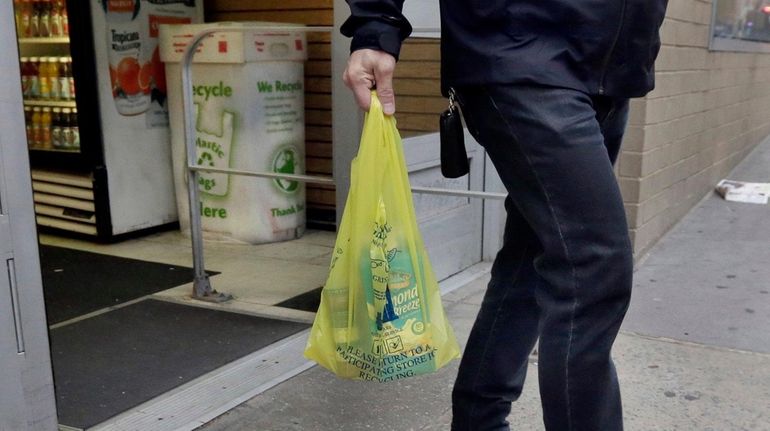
340, 1, 668, 429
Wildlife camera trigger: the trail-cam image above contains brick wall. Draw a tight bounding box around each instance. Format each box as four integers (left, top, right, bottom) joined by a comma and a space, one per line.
617, 0, 770, 257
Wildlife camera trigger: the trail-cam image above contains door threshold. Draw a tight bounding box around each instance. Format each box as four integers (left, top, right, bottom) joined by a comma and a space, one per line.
76, 262, 491, 430
85, 330, 314, 431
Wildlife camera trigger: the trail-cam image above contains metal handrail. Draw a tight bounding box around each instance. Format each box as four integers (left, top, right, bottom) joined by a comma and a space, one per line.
188, 165, 506, 200
179, 24, 505, 302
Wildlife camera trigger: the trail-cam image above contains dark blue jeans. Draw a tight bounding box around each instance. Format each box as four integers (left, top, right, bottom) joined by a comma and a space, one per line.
451, 85, 633, 431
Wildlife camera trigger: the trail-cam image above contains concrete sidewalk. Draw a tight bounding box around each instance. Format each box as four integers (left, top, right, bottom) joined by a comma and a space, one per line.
200, 139, 770, 430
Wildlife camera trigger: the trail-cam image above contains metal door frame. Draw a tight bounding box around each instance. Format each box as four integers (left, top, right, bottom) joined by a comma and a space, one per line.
0, 2, 58, 429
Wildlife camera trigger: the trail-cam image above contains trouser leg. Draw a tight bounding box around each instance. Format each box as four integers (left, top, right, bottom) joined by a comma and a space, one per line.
452, 85, 633, 431
452, 196, 543, 431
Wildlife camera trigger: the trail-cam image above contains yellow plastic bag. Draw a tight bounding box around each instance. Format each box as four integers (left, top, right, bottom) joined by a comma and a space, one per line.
304, 92, 460, 381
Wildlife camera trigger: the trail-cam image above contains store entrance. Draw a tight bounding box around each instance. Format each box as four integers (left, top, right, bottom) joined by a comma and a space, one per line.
7, 2, 336, 426
7, 2, 491, 429
39, 228, 332, 429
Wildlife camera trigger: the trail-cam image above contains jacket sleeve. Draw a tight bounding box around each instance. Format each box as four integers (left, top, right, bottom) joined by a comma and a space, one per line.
340, 0, 413, 60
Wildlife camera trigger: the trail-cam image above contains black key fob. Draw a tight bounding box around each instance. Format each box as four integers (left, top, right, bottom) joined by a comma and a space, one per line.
440, 91, 469, 178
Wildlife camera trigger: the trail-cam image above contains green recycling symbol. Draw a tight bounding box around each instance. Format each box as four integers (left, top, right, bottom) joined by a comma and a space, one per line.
198, 152, 215, 167
272, 145, 301, 194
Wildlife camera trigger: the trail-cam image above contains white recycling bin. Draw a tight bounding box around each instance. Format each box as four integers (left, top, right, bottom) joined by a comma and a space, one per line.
160, 22, 308, 244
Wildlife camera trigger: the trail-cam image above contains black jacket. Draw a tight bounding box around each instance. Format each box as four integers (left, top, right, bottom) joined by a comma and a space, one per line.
341, 0, 669, 98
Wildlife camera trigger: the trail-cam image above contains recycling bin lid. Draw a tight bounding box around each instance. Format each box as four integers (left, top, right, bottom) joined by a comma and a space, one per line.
159, 21, 308, 64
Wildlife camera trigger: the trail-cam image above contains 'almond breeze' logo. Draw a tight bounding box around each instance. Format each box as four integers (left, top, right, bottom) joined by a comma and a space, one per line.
271, 146, 300, 194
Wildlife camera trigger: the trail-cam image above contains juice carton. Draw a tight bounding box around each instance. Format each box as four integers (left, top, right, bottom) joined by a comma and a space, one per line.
103, 0, 150, 116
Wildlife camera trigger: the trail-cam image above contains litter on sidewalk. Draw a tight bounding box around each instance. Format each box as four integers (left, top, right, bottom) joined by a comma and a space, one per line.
715, 179, 770, 204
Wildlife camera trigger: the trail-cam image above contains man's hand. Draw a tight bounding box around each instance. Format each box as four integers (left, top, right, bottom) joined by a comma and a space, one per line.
343, 49, 397, 115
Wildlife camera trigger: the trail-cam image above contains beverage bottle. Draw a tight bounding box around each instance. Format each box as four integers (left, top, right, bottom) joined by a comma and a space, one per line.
39, 0, 51, 38
51, 107, 62, 149
31, 107, 42, 148
58, 57, 70, 100
14, 0, 22, 36
24, 106, 34, 147
41, 107, 52, 149
50, 0, 62, 37
67, 57, 75, 100
20, 0, 33, 37
46, 57, 57, 99
61, 0, 68, 36
61, 108, 72, 149
30, 0, 41, 38
38, 57, 50, 99
70, 108, 80, 150
29, 57, 40, 98
20, 57, 31, 98
47, 56, 60, 100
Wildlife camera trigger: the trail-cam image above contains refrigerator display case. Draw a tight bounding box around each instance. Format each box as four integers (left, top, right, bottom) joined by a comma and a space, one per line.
13, 0, 202, 240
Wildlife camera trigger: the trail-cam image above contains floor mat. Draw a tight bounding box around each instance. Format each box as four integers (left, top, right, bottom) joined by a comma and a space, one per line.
275, 287, 322, 312
39, 245, 214, 324
50, 299, 309, 429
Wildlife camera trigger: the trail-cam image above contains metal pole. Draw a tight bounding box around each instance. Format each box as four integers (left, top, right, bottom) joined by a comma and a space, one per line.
180, 28, 219, 301
188, 165, 506, 200
410, 186, 507, 200
188, 166, 335, 185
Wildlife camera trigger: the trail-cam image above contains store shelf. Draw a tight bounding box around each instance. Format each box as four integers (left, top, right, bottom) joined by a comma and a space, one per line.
18, 37, 70, 44
30, 142, 92, 171
24, 99, 77, 108
29, 147, 80, 154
